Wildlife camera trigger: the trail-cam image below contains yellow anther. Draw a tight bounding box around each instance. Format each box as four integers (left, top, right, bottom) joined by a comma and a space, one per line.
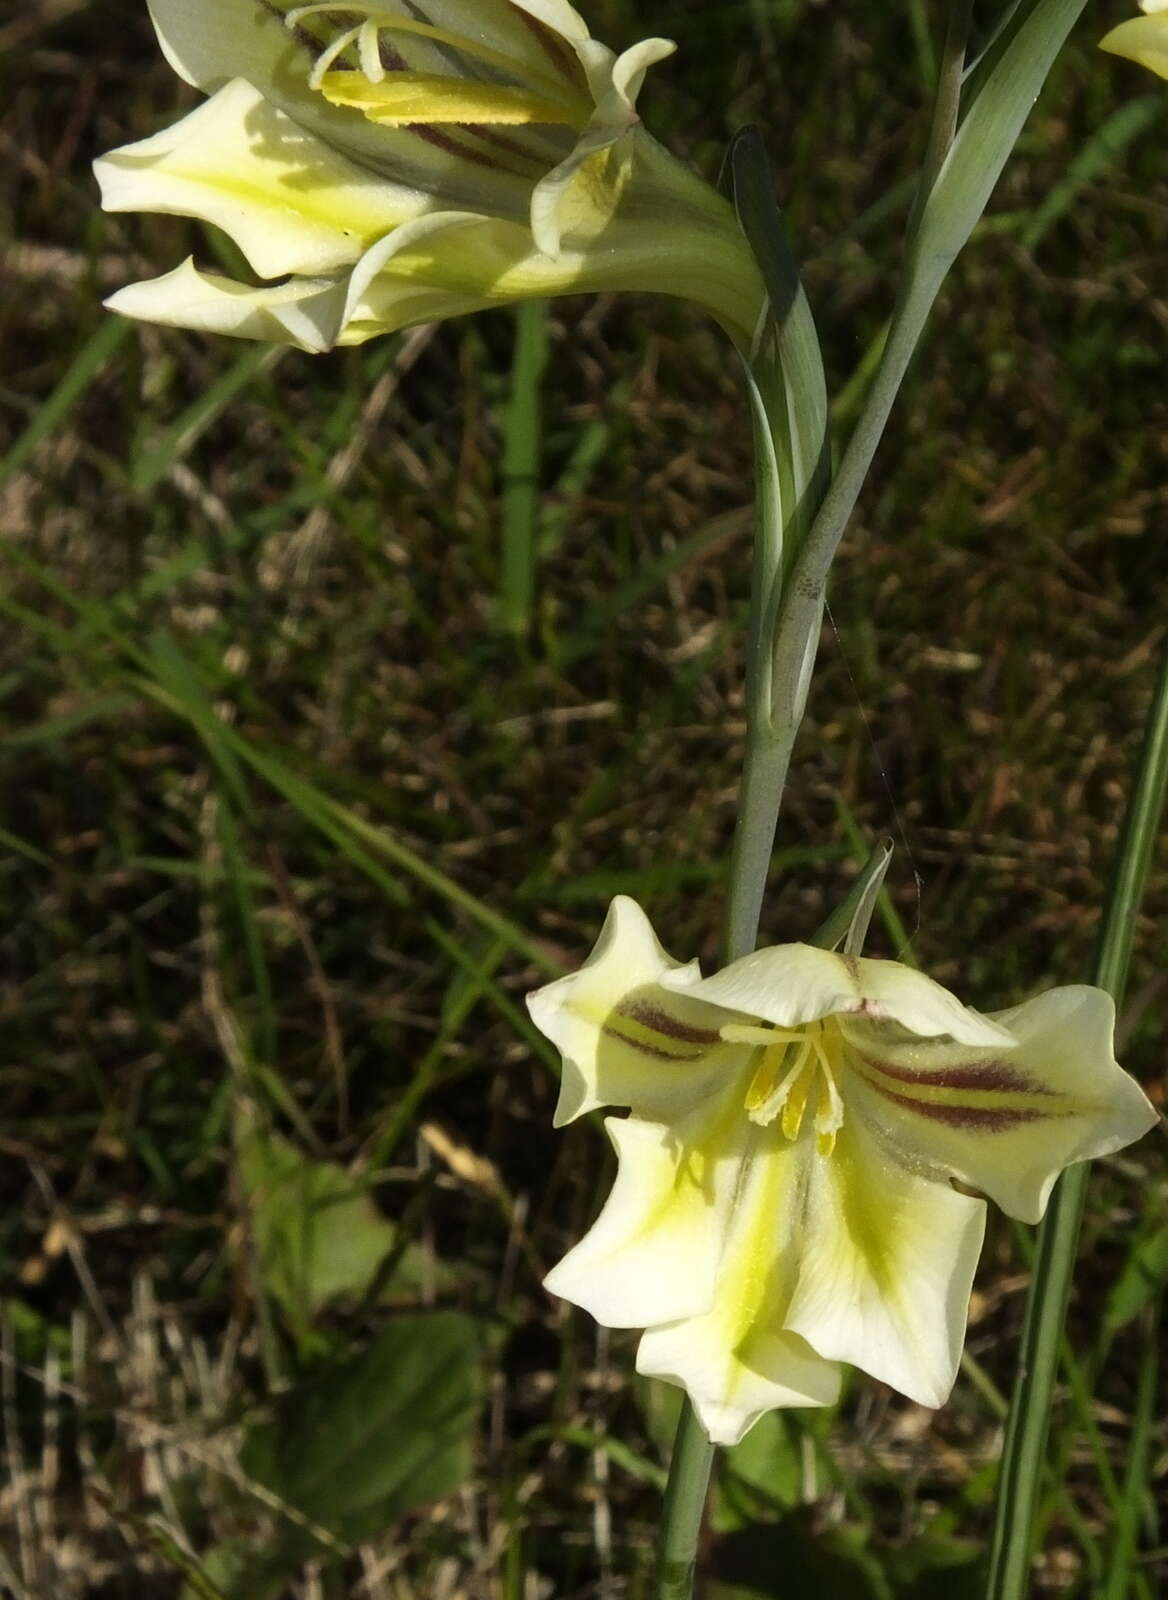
781, 1063, 813, 1140
737, 1019, 846, 1154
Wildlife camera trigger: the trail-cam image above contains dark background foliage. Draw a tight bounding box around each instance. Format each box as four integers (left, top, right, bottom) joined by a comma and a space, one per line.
1, 1, 1165, 1595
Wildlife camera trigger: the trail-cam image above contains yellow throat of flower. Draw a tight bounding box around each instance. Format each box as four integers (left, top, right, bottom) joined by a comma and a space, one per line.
285, 4, 594, 130
722, 1020, 847, 1156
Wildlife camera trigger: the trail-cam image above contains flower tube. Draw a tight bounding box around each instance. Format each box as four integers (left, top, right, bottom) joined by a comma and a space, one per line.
529, 897, 1157, 1445
94, 0, 765, 351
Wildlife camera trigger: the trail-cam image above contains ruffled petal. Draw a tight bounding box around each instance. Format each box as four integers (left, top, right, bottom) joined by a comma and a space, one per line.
544, 1101, 743, 1328
841, 986, 1159, 1224
95, 78, 421, 279
783, 1117, 986, 1407
104, 259, 349, 351
526, 896, 746, 1127
633, 1127, 840, 1445
668, 945, 1012, 1047
1100, 11, 1168, 77
530, 38, 674, 254
638, 1322, 839, 1447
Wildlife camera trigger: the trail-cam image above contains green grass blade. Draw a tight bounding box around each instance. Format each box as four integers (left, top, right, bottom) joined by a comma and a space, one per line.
129, 345, 283, 494
1020, 95, 1164, 252
1101, 1294, 1162, 1600
499, 299, 549, 637
0, 316, 131, 491
984, 637, 1168, 1600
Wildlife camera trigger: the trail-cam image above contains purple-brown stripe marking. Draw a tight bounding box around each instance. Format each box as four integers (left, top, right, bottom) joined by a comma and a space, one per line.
621, 998, 721, 1046
877, 1088, 1047, 1133
861, 1057, 1052, 1095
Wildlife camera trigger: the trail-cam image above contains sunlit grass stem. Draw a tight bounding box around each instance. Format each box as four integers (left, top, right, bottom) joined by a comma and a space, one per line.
500, 299, 549, 636
984, 637, 1168, 1600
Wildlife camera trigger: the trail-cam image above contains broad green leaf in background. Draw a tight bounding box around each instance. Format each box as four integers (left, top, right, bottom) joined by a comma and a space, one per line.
236, 1107, 443, 1340
712, 1412, 804, 1534
240, 1311, 482, 1547
709, 1510, 891, 1600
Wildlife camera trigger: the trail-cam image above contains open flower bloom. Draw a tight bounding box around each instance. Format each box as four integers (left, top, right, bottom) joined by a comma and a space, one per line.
94, 0, 764, 352
529, 897, 1157, 1445
1101, 1, 1168, 78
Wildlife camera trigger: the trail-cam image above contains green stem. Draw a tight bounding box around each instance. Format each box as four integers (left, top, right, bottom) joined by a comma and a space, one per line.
653, 7, 1087, 1589
773, 0, 1085, 712
654, 1400, 718, 1599
500, 299, 549, 637
983, 637, 1168, 1600
654, 11, 980, 1586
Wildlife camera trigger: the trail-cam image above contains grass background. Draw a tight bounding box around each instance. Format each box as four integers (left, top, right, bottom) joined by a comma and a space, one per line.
1, 0, 1166, 1595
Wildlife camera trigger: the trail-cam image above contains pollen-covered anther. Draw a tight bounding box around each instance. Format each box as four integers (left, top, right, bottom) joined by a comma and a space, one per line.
722, 1020, 847, 1149
284, 2, 591, 127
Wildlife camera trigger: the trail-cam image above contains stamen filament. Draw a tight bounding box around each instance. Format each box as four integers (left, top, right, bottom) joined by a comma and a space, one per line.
721, 1023, 807, 1047
286, 4, 588, 119
738, 1019, 849, 1152
781, 1061, 814, 1140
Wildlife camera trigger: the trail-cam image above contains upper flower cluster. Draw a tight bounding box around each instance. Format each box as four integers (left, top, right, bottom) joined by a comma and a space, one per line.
529, 898, 1157, 1445
94, 0, 764, 351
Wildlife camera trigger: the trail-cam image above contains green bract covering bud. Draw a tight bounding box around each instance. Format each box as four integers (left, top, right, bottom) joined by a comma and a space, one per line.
95, 0, 765, 352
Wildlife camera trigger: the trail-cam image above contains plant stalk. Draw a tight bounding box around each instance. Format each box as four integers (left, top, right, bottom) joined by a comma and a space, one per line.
983, 636, 1168, 1600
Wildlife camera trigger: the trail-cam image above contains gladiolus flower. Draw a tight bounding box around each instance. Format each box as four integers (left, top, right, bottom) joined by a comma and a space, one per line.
1101, 1, 1168, 78
94, 0, 764, 352
529, 897, 1157, 1445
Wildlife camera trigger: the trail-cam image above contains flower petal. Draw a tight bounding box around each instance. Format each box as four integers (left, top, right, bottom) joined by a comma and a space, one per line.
509, 0, 590, 44
544, 1104, 742, 1328
1100, 12, 1168, 76
638, 1323, 840, 1447
526, 897, 746, 1127
104, 259, 348, 351
634, 1126, 840, 1445
668, 945, 1013, 1047
95, 78, 421, 279
783, 1117, 986, 1407
144, 0, 544, 201
842, 985, 1159, 1223
529, 38, 675, 255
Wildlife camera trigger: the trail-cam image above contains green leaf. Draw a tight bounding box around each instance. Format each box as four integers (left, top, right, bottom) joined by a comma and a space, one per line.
638, 1374, 684, 1458
730, 127, 830, 572
178, 1543, 270, 1600
710, 1509, 892, 1600
919, 0, 1088, 282
883, 1524, 985, 1600
713, 1411, 804, 1533
240, 1311, 481, 1546
236, 1108, 433, 1334
1102, 1220, 1168, 1341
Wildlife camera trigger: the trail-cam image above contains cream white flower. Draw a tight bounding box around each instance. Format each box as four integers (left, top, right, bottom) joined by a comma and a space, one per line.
529, 897, 1157, 1445
94, 0, 764, 351
1101, 0, 1168, 78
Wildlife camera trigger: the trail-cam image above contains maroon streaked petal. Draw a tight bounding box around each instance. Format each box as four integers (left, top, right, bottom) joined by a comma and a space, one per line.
857, 1055, 1053, 1096
877, 1088, 1050, 1133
